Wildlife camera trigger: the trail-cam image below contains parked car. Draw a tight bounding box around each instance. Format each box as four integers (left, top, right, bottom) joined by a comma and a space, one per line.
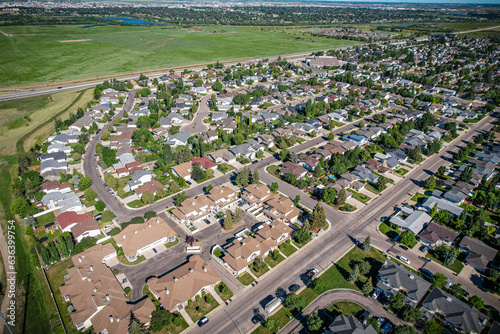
399, 244, 408, 251
419, 268, 433, 279
372, 289, 381, 299
94, 213, 103, 222
153, 248, 157, 253
252, 160, 258, 164
307, 269, 318, 278
198, 317, 209, 327
398, 256, 410, 265
376, 317, 385, 328
289, 284, 300, 293
360, 310, 371, 325
381, 321, 393, 334
204, 219, 211, 225
420, 245, 429, 253
446, 279, 452, 287
251, 315, 263, 324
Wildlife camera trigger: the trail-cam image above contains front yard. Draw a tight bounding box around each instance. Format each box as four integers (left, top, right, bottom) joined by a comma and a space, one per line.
237, 271, 255, 286
351, 190, 371, 204
426, 251, 464, 274
265, 252, 286, 268
378, 222, 400, 240
279, 240, 297, 257
185, 293, 219, 323
410, 192, 429, 204
165, 238, 179, 249
215, 282, 234, 301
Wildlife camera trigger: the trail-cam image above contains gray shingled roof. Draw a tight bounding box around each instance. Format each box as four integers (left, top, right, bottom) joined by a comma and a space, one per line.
326, 314, 377, 334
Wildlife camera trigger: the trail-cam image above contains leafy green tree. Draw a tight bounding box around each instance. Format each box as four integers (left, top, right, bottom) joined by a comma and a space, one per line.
232, 207, 244, 223
285, 293, 305, 312
328, 132, 335, 141
173, 191, 188, 207
251, 169, 259, 184
95, 200, 105, 211
270, 182, 279, 193
212, 80, 222, 91
101, 210, 115, 223
469, 296, 484, 310
362, 278, 373, 294
449, 284, 463, 299
400, 231, 417, 247
401, 307, 423, 323
141, 191, 154, 204
307, 312, 323, 332
437, 166, 446, 178
377, 177, 387, 191
312, 277, 325, 293
389, 293, 405, 313
424, 320, 444, 334
145, 211, 157, 220
431, 273, 448, 289
191, 162, 206, 182
156, 188, 166, 198
223, 213, 233, 230
84, 187, 97, 202
265, 317, 275, 330
294, 229, 310, 244
129, 319, 149, 334
361, 235, 371, 251
150, 308, 173, 332
443, 249, 457, 266
335, 187, 347, 206
424, 175, 436, 191
293, 195, 301, 207
170, 181, 180, 193
393, 325, 418, 334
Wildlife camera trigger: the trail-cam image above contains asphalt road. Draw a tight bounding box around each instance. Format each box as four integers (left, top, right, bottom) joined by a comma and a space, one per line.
181, 93, 213, 134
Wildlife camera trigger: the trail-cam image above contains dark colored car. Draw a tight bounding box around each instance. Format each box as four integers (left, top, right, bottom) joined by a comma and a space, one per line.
252, 160, 258, 164
198, 317, 209, 327
94, 213, 103, 222
381, 321, 393, 334
419, 268, 433, 279
289, 284, 300, 292
399, 244, 408, 251
251, 315, 263, 324
360, 310, 371, 324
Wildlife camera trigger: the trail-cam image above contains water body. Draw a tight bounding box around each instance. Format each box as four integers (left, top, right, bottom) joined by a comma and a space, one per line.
81, 25, 106, 29
101, 17, 164, 26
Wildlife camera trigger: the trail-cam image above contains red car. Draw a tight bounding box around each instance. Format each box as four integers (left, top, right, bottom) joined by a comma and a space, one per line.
310, 196, 317, 200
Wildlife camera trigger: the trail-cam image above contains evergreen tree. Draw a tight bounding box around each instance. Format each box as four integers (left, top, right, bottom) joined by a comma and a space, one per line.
310, 202, 326, 231
348, 265, 360, 283
335, 187, 347, 206
252, 169, 259, 184
424, 175, 436, 191
362, 278, 373, 294
361, 235, 371, 251
223, 213, 233, 230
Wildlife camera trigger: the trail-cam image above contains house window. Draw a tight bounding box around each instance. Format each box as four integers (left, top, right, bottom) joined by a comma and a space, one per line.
76, 323, 85, 330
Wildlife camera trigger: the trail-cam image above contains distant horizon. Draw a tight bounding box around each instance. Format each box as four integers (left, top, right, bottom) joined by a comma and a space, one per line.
268, 0, 500, 4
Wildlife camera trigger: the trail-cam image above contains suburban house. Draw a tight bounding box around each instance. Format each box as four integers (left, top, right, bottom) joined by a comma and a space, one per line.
207, 186, 239, 211
147, 255, 221, 311
114, 217, 176, 262
41, 181, 71, 194
418, 222, 460, 249
165, 132, 191, 147
192, 157, 217, 170
240, 184, 273, 208
376, 259, 431, 307
207, 149, 237, 164
459, 236, 498, 273
171, 162, 193, 182
223, 221, 291, 276
389, 207, 432, 235
421, 196, 464, 217
126, 170, 153, 191
59, 243, 155, 333
421, 287, 489, 334
41, 191, 83, 213
279, 161, 308, 179
262, 195, 302, 223
298, 155, 319, 171
134, 180, 164, 198
324, 314, 377, 334
170, 194, 215, 224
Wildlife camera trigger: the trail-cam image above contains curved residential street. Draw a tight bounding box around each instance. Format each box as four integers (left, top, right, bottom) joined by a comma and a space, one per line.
280, 289, 404, 334
181, 93, 213, 134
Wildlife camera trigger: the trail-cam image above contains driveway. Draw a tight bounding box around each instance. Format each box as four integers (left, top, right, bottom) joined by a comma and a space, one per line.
279, 289, 404, 334
181, 93, 214, 134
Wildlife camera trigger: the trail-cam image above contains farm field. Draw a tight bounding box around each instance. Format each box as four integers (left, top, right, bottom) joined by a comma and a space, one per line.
0, 88, 93, 155
0, 25, 361, 87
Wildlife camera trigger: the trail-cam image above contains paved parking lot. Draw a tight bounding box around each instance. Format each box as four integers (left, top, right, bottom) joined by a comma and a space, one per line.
142, 244, 167, 259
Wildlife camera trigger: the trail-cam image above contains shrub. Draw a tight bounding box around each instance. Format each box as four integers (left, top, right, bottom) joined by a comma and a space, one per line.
173, 315, 183, 327
196, 295, 201, 303
205, 296, 211, 304
188, 299, 193, 307
110, 227, 121, 236
202, 291, 206, 298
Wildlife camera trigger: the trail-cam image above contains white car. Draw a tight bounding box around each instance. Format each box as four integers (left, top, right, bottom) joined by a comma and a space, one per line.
398, 256, 410, 265
372, 289, 381, 299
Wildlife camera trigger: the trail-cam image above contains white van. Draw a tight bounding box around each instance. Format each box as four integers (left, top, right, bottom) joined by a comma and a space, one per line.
264, 296, 285, 314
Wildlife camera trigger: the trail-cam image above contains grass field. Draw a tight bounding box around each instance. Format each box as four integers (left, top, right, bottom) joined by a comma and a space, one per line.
0, 89, 93, 155
0, 25, 360, 87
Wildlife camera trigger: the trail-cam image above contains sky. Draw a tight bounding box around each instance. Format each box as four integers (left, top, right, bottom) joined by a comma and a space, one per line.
303, 0, 500, 4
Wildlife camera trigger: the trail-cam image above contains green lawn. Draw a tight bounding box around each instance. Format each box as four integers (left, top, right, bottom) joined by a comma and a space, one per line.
267, 165, 280, 176
237, 272, 255, 286
117, 253, 147, 266
378, 222, 399, 240
395, 168, 409, 176
252, 307, 293, 334
36, 211, 56, 226
165, 313, 189, 334
185, 293, 219, 322
279, 241, 297, 257
292, 239, 310, 249
366, 184, 381, 195
426, 251, 464, 274
127, 199, 146, 208
265, 253, 286, 268
351, 190, 371, 204
250, 263, 270, 278
0, 25, 360, 87
215, 282, 233, 301
165, 238, 179, 249
326, 301, 365, 318
410, 192, 429, 204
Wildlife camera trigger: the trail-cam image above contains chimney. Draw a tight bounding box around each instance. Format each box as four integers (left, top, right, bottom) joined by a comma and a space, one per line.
123, 234, 126, 239
446, 297, 452, 302
89, 265, 93, 271
165, 288, 169, 295
409, 275, 414, 279
189, 268, 194, 272
134, 230, 137, 234
87, 277, 91, 282
116, 317, 120, 323
203, 266, 207, 272
78, 256, 82, 262
174, 277, 178, 281
109, 316, 114, 323
156, 219, 159, 223
93, 287, 97, 293
148, 223, 151, 227
106, 294, 110, 301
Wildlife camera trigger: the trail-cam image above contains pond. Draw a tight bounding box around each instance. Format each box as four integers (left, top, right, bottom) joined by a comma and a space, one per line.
101, 17, 164, 26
